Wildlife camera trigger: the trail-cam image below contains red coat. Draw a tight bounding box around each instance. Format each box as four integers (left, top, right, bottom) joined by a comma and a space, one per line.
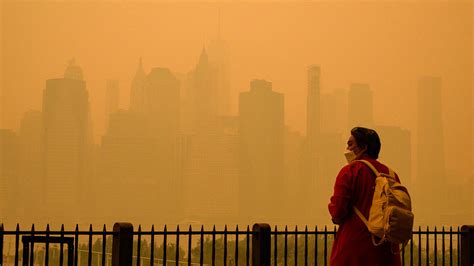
328, 155, 401, 266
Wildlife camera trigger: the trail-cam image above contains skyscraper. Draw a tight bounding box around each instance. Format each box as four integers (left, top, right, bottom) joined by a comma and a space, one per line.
144, 67, 180, 140
321, 88, 347, 135
306, 65, 321, 152
375, 126, 412, 188
181, 117, 239, 224
144, 67, 181, 222
319, 88, 347, 200
19, 110, 43, 224
192, 48, 218, 132
301, 65, 325, 222
283, 126, 305, 223
417, 77, 445, 180
130, 58, 146, 113
98, 110, 155, 223
417, 76, 445, 222
239, 79, 284, 221
105, 79, 119, 128
208, 9, 231, 116
42, 60, 92, 223
0, 129, 20, 224
348, 83, 374, 129
64, 58, 84, 80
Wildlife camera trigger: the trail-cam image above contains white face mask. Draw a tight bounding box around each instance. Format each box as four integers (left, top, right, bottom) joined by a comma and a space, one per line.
344, 150, 357, 163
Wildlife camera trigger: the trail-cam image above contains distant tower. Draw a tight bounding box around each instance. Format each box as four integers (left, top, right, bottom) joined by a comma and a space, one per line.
181, 116, 239, 224
375, 126, 412, 188
42, 60, 92, 223
192, 47, 218, 130
64, 58, 84, 81
306, 65, 321, 152
417, 77, 447, 223
0, 129, 20, 221
417, 77, 445, 190
130, 58, 146, 113
144, 67, 180, 140
105, 79, 119, 129
320, 88, 347, 135
19, 110, 43, 223
99, 110, 154, 222
144, 67, 181, 222
303, 65, 325, 222
208, 8, 231, 116
348, 83, 374, 129
239, 79, 284, 221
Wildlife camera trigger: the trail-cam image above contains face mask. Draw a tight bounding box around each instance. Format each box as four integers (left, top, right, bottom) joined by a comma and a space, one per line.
344, 150, 357, 163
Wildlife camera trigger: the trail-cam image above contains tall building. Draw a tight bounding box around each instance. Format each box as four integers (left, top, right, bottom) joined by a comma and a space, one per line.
239, 79, 284, 222
375, 126, 412, 188
0, 129, 20, 224
98, 110, 156, 224
144, 68, 180, 140
18, 110, 43, 224
177, 71, 195, 134
130, 58, 146, 113
192, 48, 218, 132
300, 65, 327, 222
348, 83, 374, 129
417, 76, 445, 222
317, 132, 345, 222
321, 89, 347, 135
64, 58, 84, 80
306, 85, 347, 222
283, 127, 305, 223
306, 65, 321, 152
143, 67, 181, 222
105, 79, 119, 128
42, 60, 92, 223
181, 116, 239, 224
207, 10, 231, 116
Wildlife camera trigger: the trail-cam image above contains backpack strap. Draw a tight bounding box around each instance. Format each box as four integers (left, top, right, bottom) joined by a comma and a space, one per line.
353, 206, 369, 226
353, 160, 389, 246
388, 167, 394, 177
352, 159, 378, 226
355, 160, 380, 176
353, 206, 386, 246
357, 159, 396, 178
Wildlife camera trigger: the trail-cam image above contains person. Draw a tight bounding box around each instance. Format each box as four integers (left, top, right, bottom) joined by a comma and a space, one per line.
328, 127, 401, 266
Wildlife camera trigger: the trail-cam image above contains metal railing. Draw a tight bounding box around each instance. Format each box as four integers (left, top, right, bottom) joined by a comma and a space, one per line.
0, 224, 114, 266
1, 223, 473, 265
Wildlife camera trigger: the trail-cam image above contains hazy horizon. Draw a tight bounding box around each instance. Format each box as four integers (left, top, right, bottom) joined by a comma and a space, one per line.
1, 0, 473, 227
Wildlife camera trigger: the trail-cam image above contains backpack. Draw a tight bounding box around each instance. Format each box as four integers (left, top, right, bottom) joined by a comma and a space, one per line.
353, 160, 414, 248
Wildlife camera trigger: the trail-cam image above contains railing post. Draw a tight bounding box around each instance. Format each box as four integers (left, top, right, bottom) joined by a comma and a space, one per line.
22, 238, 29, 266
112, 222, 134, 266
252, 223, 271, 266
460, 225, 474, 266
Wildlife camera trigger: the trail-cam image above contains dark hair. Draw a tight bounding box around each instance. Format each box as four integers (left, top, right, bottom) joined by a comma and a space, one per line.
350, 127, 381, 159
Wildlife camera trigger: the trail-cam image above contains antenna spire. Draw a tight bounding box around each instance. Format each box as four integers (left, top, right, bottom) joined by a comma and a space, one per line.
218, 8, 221, 40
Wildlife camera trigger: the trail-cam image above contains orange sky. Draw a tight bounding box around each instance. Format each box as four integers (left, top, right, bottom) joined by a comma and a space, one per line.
1, 0, 472, 177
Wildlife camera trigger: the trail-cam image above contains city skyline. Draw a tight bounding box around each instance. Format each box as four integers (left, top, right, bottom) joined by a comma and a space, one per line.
1, 1, 472, 227
1, 56, 471, 226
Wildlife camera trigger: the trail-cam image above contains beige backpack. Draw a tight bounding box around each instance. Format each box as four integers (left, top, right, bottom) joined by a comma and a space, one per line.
353, 160, 414, 248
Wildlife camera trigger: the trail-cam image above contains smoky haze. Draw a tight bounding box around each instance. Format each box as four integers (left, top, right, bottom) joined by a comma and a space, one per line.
0, 1, 472, 228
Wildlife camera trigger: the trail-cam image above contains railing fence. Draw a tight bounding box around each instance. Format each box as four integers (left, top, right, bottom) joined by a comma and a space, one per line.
0, 223, 472, 266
